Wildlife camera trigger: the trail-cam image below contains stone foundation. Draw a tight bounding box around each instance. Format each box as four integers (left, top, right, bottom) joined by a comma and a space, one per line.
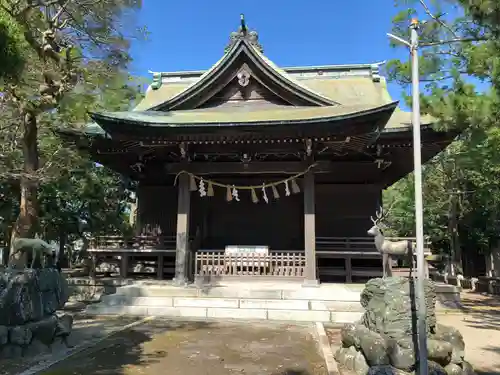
66, 276, 133, 302
0, 313, 73, 359
0, 268, 74, 359
334, 277, 476, 375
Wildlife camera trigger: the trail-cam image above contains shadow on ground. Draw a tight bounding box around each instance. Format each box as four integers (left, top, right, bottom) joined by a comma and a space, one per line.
40, 320, 213, 375
458, 292, 500, 330
40, 320, 327, 375
0, 315, 143, 375
477, 370, 500, 375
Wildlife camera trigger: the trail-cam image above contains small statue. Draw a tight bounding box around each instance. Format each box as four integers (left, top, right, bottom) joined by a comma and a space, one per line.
367, 207, 414, 277
9, 238, 56, 269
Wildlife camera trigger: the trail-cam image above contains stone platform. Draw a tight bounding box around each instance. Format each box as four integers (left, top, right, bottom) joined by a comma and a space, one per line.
83, 280, 462, 323
85, 281, 363, 323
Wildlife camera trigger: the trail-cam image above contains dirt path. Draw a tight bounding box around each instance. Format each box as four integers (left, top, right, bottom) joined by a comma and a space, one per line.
440, 312, 499, 375
439, 291, 500, 375
39, 320, 327, 375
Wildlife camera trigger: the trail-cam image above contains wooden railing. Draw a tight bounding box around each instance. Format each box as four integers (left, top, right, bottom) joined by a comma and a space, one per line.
316, 236, 431, 255
89, 235, 430, 254
315, 236, 432, 282
89, 235, 177, 252
195, 250, 306, 278
86, 235, 432, 281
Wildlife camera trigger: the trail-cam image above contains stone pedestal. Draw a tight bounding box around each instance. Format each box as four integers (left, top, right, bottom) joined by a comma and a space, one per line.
0, 268, 74, 359
334, 277, 476, 375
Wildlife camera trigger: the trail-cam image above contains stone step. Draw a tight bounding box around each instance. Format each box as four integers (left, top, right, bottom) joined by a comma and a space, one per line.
87, 284, 364, 324
85, 302, 363, 324
113, 284, 362, 301
99, 294, 363, 312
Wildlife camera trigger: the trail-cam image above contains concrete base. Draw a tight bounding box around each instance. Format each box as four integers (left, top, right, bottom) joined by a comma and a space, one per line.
434, 283, 463, 309
477, 276, 500, 295
302, 279, 320, 288
79, 278, 462, 322
85, 281, 364, 324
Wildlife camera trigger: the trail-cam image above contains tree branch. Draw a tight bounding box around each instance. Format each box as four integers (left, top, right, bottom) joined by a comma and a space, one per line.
418, 0, 459, 39
421, 37, 489, 47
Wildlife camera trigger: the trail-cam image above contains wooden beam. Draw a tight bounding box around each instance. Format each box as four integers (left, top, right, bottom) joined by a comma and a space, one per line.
173, 173, 191, 284
303, 163, 319, 286
165, 161, 378, 175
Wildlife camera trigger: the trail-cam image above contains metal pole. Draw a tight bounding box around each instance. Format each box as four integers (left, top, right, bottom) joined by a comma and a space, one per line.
410, 19, 428, 375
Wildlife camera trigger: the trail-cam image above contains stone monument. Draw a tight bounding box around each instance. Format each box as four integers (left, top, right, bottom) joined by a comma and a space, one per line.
0, 238, 73, 359
334, 277, 475, 375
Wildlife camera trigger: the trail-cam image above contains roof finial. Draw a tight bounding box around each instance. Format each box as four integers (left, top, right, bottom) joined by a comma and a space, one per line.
240, 13, 247, 34
224, 14, 263, 54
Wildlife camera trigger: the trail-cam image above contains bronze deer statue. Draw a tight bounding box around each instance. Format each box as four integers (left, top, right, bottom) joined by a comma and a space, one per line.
9, 238, 56, 269
367, 206, 414, 278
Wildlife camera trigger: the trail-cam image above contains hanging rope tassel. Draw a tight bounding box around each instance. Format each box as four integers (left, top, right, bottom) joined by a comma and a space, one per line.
207, 181, 214, 197
226, 186, 233, 201
271, 184, 280, 199
198, 178, 207, 197
232, 186, 240, 201
284, 180, 291, 196
291, 179, 300, 194
251, 188, 259, 203
262, 184, 269, 204
189, 174, 197, 191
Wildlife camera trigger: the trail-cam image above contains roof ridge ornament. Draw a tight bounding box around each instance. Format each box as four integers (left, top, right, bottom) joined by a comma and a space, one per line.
225, 14, 263, 54
149, 70, 163, 90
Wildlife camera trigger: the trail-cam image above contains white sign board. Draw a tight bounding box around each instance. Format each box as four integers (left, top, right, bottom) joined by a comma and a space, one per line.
224, 245, 268, 255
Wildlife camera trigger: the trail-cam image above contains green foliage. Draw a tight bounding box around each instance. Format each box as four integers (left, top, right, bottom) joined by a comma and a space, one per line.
0, 0, 146, 261
0, 8, 26, 81
385, 0, 500, 274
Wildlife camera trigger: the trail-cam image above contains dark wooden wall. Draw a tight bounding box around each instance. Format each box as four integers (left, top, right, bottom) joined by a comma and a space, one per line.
137, 181, 381, 248
191, 186, 304, 250
316, 184, 382, 238
137, 185, 178, 236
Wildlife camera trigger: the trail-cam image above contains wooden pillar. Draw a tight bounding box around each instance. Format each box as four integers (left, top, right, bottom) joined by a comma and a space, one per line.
157, 254, 164, 280
120, 254, 129, 279
174, 173, 191, 285
303, 169, 318, 286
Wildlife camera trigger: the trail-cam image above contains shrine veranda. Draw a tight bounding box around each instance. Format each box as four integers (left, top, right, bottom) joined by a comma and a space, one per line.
58, 17, 455, 285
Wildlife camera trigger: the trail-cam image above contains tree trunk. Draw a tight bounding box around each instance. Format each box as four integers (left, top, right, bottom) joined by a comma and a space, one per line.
486, 244, 500, 277
9, 111, 39, 264
447, 189, 462, 275
58, 231, 68, 268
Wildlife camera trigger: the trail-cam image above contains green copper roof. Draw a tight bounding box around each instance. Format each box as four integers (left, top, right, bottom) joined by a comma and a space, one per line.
59, 103, 432, 138
133, 74, 434, 129
145, 38, 338, 111
90, 102, 398, 127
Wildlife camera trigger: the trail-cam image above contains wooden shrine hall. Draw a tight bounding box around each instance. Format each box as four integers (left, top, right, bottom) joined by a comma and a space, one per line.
59, 16, 454, 284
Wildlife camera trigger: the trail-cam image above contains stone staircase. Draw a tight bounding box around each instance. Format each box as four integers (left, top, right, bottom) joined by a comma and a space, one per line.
83, 280, 463, 323
85, 281, 365, 324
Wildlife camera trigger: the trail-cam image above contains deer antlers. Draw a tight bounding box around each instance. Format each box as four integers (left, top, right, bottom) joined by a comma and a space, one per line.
370, 206, 387, 225
370, 199, 398, 226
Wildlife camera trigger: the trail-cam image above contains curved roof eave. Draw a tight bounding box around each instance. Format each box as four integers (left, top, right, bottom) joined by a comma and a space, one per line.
90, 101, 398, 130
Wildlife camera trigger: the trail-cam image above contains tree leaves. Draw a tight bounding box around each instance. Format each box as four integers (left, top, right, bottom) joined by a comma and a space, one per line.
0, 8, 26, 81
0, 0, 145, 260
385, 0, 500, 273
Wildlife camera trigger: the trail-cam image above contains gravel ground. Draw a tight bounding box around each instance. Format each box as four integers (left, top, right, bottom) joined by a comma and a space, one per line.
39, 320, 328, 375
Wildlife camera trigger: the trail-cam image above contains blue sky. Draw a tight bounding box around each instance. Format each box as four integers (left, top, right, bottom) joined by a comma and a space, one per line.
129, 0, 416, 104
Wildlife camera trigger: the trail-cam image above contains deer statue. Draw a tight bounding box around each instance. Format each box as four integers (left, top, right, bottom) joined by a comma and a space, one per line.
367, 206, 415, 278
9, 238, 57, 269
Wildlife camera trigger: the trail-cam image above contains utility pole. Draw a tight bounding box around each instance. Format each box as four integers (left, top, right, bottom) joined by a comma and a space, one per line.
388, 19, 428, 375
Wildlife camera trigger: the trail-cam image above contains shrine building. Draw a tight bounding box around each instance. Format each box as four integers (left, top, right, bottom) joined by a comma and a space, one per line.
59, 16, 455, 284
